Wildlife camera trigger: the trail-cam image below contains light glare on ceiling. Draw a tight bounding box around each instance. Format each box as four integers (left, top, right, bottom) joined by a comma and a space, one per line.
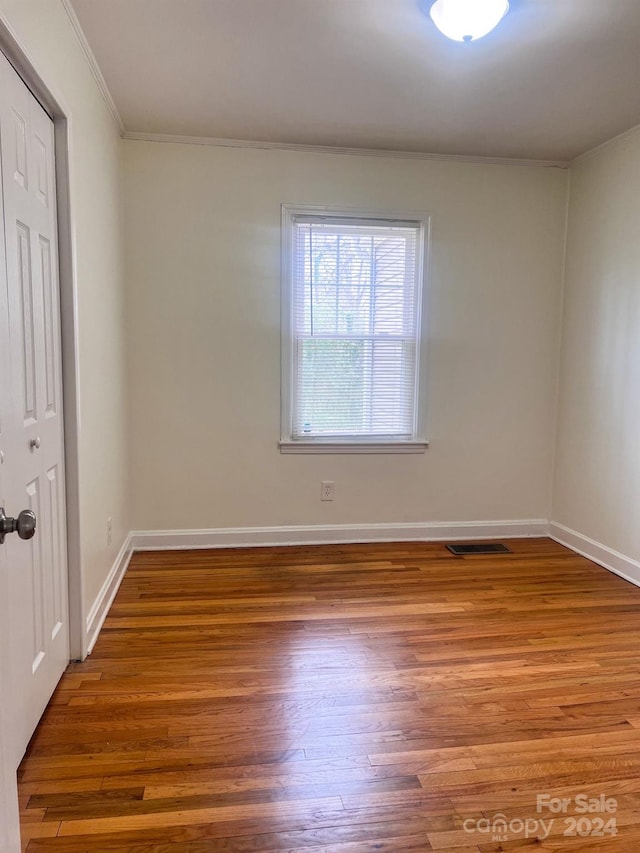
429, 0, 510, 42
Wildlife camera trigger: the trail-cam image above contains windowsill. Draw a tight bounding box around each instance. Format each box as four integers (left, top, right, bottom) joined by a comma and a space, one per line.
279, 440, 429, 455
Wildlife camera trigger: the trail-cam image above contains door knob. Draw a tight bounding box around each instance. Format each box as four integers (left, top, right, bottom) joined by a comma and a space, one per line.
30, 437, 41, 450
0, 508, 37, 544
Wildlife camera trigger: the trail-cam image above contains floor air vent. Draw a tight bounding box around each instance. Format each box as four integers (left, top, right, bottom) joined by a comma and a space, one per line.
446, 542, 512, 556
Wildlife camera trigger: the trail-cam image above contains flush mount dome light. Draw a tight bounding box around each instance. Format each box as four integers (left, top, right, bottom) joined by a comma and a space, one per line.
429, 0, 509, 42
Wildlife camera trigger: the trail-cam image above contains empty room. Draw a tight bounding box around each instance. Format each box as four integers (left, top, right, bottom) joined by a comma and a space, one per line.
1, 0, 640, 850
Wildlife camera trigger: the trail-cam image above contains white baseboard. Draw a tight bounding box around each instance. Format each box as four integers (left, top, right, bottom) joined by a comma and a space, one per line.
84, 533, 133, 656
130, 519, 549, 551
81, 521, 640, 666
550, 522, 640, 588
80, 521, 547, 657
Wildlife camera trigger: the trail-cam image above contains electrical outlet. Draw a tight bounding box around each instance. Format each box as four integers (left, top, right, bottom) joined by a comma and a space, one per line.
106, 516, 112, 546
321, 481, 335, 501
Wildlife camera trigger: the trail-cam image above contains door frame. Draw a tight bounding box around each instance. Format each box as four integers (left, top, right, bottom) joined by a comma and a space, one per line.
0, 14, 83, 851
0, 15, 83, 660
0, 688, 20, 851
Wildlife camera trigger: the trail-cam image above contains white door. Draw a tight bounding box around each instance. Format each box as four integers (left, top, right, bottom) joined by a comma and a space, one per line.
0, 51, 69, 773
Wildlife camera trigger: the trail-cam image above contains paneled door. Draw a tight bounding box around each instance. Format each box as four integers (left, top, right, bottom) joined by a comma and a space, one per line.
0, 50, 69, 772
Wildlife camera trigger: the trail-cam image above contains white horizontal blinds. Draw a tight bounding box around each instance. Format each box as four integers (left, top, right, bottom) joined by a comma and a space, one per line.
292, 216, 421, 439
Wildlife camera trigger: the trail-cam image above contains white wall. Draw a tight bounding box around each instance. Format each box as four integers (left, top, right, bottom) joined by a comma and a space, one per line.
552, 129, 640, 575
124, 141, 567, 533
0, 2, 129, 625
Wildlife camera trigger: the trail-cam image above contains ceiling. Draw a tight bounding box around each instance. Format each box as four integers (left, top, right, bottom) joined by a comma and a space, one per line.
68, 0, 640, 162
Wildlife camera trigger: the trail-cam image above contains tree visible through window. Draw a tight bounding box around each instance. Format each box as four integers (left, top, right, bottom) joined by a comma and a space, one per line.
283, 209, 427, 445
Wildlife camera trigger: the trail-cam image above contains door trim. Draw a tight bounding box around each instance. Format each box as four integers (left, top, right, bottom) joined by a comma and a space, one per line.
0, 15, 83, 851
0, 697, 20, 851
0, 13, 83, 665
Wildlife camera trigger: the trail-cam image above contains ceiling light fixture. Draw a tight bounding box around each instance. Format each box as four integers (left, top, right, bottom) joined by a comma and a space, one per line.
429, 0, 510, 42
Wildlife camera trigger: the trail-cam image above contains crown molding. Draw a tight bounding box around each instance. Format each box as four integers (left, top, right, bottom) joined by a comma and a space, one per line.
122, 131, 570, 169
51, 1, 638, 169
571, 121, 640, 166
60, 0, 124, 133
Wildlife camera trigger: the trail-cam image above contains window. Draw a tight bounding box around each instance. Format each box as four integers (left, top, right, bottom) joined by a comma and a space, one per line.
280, 206, 430, 453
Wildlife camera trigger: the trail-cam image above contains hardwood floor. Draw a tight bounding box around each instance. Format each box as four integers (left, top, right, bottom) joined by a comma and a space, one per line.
18, 538, 640, 851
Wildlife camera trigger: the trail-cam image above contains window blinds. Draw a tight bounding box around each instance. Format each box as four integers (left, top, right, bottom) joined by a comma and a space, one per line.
291, 216, 422, 439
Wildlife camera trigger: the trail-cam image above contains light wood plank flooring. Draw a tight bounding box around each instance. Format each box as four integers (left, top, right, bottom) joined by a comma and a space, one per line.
18, 538, 640, 851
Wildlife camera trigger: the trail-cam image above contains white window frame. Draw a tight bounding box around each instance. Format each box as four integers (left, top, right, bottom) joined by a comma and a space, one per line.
279, 204, 431, 454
